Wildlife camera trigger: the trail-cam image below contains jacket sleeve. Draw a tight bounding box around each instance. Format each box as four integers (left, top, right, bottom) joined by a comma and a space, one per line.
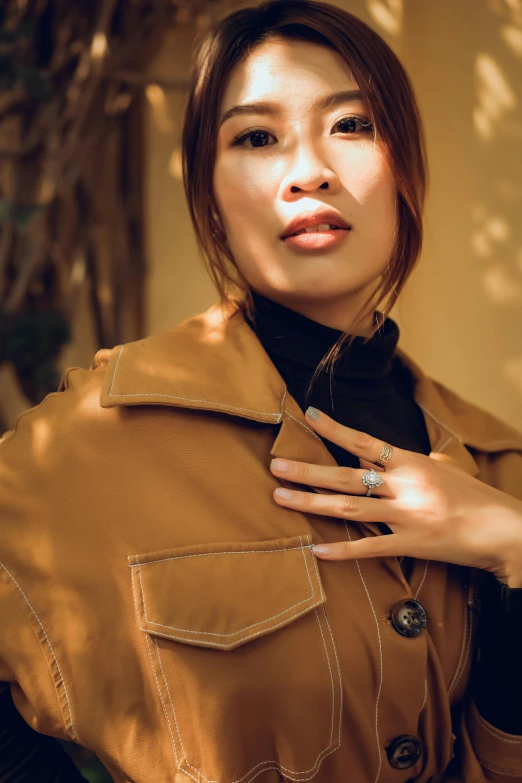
456, 449, 522, 782
0, 564, 87, 781
0, 369, 99, 780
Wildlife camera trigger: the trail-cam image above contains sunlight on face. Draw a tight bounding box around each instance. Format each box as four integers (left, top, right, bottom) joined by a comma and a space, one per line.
213, 38, 397, 331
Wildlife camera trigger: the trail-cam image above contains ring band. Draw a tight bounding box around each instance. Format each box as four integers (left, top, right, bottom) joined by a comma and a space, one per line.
375, 442, 393, 468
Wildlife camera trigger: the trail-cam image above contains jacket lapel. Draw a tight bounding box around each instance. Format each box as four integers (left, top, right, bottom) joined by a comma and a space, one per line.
100, 299, 519, 488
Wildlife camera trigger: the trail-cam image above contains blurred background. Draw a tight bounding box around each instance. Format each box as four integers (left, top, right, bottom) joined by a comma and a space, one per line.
0, 0, 521, 778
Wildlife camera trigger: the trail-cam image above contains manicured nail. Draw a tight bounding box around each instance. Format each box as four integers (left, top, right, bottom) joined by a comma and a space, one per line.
306, 407, 320, 420
275, 487, 292, 499
271, 458, 288, 471
312, 545, 331, 555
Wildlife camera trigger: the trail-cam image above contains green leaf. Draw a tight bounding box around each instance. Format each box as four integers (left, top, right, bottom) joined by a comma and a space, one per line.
12, 203, 41, 231
0, 199, 11, 222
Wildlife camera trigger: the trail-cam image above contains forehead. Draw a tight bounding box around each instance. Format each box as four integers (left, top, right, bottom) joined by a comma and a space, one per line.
221, 38, 358, 106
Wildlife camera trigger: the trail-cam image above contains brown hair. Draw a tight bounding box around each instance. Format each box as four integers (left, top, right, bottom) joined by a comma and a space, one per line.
181, 0, 428, 408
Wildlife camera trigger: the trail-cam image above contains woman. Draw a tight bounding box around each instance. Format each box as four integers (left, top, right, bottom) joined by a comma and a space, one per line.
1, 1, 522, 781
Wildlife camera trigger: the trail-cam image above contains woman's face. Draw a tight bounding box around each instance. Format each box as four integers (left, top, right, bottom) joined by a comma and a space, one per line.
214, 37, 397, 332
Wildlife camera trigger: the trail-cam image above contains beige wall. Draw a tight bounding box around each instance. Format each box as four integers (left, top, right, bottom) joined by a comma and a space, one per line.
3, 1, 521, 432
143, 0, 522, 430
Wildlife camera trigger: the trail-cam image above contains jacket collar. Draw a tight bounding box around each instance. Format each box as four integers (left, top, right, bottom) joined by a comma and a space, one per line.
100, 299, 522, 481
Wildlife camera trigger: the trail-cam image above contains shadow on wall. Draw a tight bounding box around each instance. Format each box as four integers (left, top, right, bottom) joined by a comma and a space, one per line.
373, 0, 522, 431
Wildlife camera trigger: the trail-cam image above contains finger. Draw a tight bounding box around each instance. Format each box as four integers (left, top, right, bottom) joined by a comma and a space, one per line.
273, 486, 400, 523
312, 534, 411, 561
359, 458, 385, 473
270, 459, 394, 497
304, 407, 403, 469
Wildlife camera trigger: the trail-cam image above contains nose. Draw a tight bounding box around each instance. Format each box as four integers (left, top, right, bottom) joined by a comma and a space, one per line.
281, 142, 340, 195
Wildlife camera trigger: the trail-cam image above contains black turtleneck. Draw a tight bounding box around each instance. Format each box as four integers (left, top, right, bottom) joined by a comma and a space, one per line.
244, 288, 522, 736
243, 289, 431, 463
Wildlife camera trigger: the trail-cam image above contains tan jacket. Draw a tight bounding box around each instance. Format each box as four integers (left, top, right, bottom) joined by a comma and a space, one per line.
1, 299, 522, 783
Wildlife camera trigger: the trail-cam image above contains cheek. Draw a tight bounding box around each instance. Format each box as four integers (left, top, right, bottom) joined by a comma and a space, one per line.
344, 149, 396, 217
214, 159, 280, 242
215, 154, 279, 202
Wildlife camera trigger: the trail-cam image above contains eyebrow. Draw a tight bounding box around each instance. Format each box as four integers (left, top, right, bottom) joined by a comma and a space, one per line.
219, 89, 364, 127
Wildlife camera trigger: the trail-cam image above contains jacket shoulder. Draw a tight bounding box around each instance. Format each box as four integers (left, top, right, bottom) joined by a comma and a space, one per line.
430, 378, 522, 452
0, 349, 116, 452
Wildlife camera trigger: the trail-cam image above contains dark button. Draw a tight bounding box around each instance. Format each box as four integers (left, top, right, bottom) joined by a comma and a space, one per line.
386, 734, 422, 769
391, 598, 427, 638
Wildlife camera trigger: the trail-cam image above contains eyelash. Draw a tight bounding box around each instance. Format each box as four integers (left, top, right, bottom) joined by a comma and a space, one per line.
230, 115, 374, 148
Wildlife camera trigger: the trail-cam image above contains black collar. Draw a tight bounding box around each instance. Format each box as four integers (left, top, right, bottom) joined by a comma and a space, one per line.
244, 289, 400, 383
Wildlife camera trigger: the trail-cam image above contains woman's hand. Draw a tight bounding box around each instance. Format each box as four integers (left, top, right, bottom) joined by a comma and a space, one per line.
269, 407, 522, 588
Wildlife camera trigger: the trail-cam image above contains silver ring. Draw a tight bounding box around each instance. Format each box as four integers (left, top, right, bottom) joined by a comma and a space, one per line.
362, 469, 384, 497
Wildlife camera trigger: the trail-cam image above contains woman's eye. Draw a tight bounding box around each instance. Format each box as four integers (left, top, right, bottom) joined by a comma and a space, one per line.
230, 115, 374, 148
231, 130, 274, 148
334, 115, 374, 134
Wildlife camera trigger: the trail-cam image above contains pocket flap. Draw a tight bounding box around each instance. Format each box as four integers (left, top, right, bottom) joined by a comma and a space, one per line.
129, 534, 325, 650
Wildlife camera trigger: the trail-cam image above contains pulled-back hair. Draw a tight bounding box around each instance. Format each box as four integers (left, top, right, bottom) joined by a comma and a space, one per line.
181, 0, 428, 407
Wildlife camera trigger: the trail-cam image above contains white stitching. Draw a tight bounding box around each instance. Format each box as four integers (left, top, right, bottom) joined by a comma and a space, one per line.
418, 403, 522, 452
151, 571, 340, 781
449, 593, 473, 698
132, 536, 340, 782
436, 434, 454, 454
417, 403, 463, 444
131, 572, 181, 764
285, 410, 320, 439
129, 543, 309, 567
447, 588, 468, 697
414, 561, 430, 600
152, 635, 189, 766
136, 539, 321, 641
0, 560, 79, 742
420, 677, 428, 714
130, 569, 191, 778
105, 343, 522, 452
108, 345, 282, 420
344, 524, 383, 783
155, 604, 339, 783
472, 700, 522, 743
309, 553, 343, 752
476, 760, 522, 776
136, 553, 325, 649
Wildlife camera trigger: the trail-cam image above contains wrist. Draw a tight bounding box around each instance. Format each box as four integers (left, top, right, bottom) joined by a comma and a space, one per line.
489, 502, 522, 588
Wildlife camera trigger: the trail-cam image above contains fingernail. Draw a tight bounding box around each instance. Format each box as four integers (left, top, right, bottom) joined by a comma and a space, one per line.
271, 458, 288, 471
275, 488, 292, 499
306, 407, 320, 420
312, 545, 331, 555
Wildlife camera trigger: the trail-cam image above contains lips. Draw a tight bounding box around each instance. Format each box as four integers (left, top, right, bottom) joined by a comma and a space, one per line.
281, 209, 351, 239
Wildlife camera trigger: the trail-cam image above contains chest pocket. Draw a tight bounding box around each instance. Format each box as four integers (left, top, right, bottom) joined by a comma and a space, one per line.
129, 534, 342, 783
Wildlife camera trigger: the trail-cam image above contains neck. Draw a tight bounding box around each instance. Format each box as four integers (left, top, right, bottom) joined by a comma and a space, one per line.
249, 286, 378, 337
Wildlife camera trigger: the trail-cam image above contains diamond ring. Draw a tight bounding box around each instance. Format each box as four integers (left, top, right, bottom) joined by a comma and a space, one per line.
361, 469, 385, 497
